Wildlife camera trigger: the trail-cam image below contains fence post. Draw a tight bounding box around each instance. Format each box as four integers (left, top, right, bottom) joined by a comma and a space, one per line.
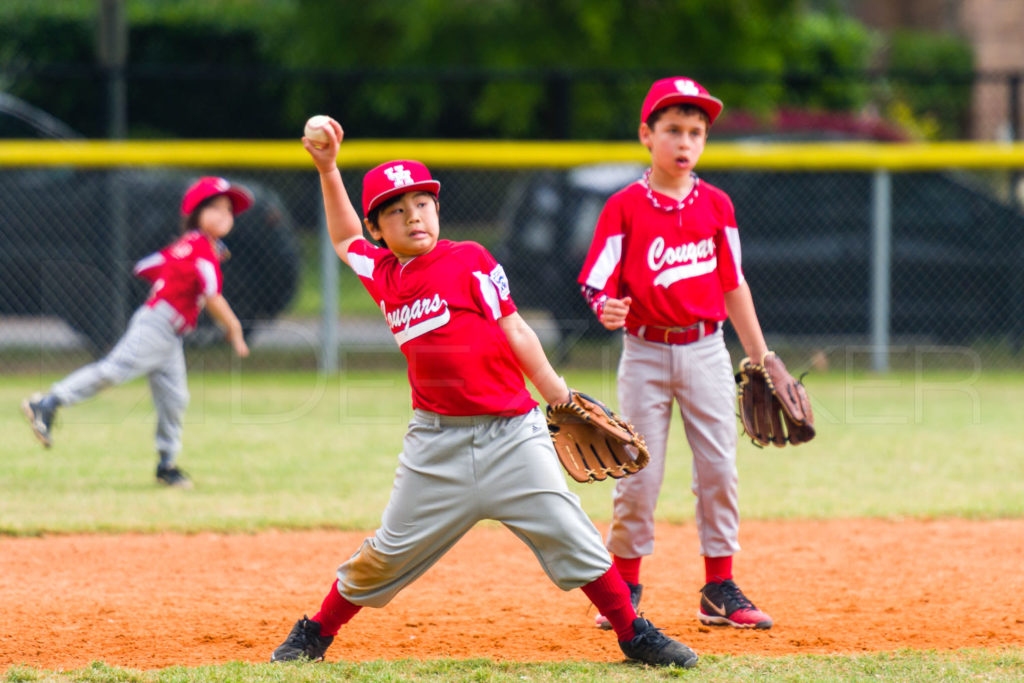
97, 0, 126, 140
1011, 73, 1022, 210
1011, 74, 1023, 352
870, 170, 892, 373
547, 70, 571, 140
319, 206, 339, 374
98, 1, 129, 340
108, 171, 129, 339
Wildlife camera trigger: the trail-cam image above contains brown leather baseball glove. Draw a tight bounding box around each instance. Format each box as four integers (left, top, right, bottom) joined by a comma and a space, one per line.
546, 390, 650, 483
736, 352, 815, 447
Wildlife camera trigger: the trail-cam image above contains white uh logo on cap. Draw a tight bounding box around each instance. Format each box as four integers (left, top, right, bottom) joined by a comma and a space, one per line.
384, 165, 414, 188
674, 79, 699, 95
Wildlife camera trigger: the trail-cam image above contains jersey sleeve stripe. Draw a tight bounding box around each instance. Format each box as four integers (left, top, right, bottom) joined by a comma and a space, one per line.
584, 234, 624, 290
349, 252, 376, 280
196, 258, 219, 297
724, 226, 745, 285
473, 271, 502, 320
132, 252, 165, 276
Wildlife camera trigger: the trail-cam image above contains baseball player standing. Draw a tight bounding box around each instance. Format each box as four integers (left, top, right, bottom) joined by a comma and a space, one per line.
579, 78, 774, 630
269, 117, 697, 668
21, 177, 252, 488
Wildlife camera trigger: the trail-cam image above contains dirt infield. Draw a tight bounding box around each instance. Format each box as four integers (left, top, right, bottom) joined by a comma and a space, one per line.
2, 519, 1023, 671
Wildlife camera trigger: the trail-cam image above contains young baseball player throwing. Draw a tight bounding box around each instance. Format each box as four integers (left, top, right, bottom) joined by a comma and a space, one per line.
269, 117, 698, 668
21, 177, 252, 489
579, 77, 778, 630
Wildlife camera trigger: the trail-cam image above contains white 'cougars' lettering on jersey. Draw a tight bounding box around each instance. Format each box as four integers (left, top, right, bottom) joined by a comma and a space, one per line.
647, 235, 718, 287
381, 294, 450, 345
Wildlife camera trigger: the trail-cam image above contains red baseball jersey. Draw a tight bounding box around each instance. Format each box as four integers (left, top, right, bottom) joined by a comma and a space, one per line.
578, 175, 744, 329
133, 231, 223, 332
347, 238, 536, 416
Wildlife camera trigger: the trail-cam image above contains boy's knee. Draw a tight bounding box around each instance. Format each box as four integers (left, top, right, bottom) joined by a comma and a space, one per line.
336, 541, 403, 608
92, 370, 118, 392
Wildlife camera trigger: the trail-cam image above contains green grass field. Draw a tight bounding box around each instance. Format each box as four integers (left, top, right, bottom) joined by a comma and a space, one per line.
3, 369, 1023, 681
5, 651, 1024, 682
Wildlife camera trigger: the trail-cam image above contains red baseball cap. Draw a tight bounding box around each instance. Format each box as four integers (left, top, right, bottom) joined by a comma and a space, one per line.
641, 77, 724, 126
181, 176, 254, 216
362, 160, 440, 216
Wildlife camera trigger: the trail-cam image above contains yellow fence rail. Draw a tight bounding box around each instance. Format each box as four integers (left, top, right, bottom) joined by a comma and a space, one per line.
2, 140, 1024, 170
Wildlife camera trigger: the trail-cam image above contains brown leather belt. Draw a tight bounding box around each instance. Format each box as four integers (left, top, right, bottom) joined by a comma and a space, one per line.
626, 321, 721, 345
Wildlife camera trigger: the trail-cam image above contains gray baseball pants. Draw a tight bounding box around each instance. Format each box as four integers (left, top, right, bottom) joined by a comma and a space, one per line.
607, 329, 740, 559
335, 407, 612, 607
50, 303, 189, 459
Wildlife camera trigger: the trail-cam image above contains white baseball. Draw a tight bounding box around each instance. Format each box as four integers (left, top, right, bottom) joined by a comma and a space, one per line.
304, 115, 332, 149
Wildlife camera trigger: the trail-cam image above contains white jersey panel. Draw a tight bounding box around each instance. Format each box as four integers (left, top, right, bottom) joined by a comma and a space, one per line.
133, 252, 165, 276
196, 258, 219, 297
584, 234, 624, 290
349, 251, 376, 280
724, 226, 744, 286
473, 271, 502, 320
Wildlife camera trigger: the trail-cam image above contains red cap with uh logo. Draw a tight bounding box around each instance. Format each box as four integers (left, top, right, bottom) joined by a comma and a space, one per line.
362, 160, 441, 216
641, 77, 724, 125
181, 176, 253, 216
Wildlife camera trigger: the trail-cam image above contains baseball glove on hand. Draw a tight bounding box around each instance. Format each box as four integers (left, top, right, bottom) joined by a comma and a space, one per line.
736, 352, 816, 447
546, 390, 650, 483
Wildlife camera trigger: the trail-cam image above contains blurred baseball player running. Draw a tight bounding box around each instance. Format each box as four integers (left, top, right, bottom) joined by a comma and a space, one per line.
21, 177, 252, 488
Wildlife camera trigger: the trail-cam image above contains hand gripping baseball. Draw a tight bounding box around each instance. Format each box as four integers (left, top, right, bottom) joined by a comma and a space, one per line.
546, 390, 651, 482
735, 352, 815, 447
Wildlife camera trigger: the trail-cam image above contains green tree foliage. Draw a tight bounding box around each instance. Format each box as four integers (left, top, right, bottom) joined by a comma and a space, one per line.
778, 10, 877, 110
262, 0, 807, 138
0, 1, 293, 137
0, 15, 100, 131
884, 29, 974, 140
0, 0, 978, 140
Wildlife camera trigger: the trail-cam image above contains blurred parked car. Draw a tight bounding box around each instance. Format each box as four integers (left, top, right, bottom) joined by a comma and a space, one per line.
0, 93, 300, 355
495, 161, 1021, 347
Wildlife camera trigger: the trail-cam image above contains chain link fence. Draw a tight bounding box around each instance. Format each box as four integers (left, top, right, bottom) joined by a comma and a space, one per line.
486, 161, 1024, 371
2, 144, 1023, 377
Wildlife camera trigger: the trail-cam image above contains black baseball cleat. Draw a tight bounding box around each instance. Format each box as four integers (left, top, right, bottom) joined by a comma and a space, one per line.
596, 581, 643, 630
271, 616, 334, 662
21, 392, 58, 448
156, 465, 193, 489
619, 617, 698, 668
698, 579, 773, 629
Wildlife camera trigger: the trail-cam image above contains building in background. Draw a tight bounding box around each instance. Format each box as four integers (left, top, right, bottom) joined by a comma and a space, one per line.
854, 0, 1024, 140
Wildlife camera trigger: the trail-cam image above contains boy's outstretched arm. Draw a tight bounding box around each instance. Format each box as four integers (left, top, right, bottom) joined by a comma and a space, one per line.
205, 293, 250, 358
724, 281, 769, 362
302, 117, 363, 266
498, 312, 570, 405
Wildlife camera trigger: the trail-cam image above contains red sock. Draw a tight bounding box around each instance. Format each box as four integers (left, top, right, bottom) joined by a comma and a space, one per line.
581, 565, 637, 642
704, 555, 733, 584
613, 555, 642, 586
311, 579, 362, 637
